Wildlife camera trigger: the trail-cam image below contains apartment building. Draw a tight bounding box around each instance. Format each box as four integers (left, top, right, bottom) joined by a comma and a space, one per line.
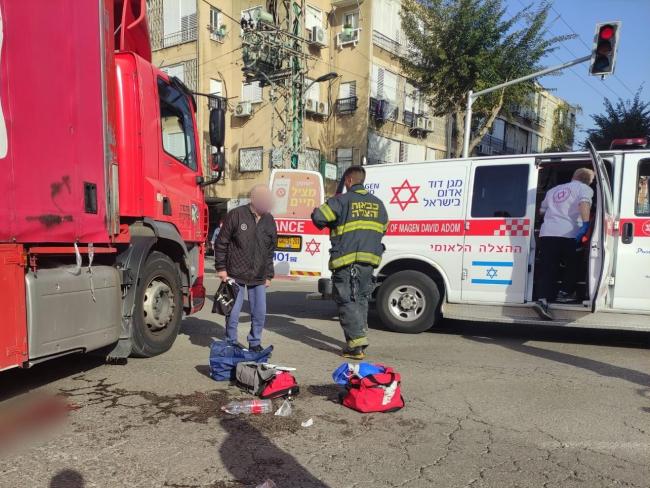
477, 86, 578, 156
147, 0, 449, 218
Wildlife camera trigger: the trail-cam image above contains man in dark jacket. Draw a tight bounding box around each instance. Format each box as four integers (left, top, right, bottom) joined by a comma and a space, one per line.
215, 185, 277, 352
312, 166, 388, 360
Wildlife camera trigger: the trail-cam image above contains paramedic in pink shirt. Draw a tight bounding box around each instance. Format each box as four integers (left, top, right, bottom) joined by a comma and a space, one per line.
534, 168, 595, 320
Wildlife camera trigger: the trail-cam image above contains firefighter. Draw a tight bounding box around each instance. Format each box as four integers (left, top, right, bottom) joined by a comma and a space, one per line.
311, 166, 388, 360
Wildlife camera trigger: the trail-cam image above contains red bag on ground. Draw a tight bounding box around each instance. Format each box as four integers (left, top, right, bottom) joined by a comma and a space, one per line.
260, 371, 300, 399
341, 366, 404, 413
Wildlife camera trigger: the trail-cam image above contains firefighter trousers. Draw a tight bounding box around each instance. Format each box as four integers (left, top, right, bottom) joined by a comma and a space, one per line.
332, 264, 375, 348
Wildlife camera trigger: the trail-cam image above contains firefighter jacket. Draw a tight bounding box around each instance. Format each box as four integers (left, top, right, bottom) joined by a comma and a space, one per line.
311, 184, 388, 270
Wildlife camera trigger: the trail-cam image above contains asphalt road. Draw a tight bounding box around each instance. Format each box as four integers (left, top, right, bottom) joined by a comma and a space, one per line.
1, 276, 649, 488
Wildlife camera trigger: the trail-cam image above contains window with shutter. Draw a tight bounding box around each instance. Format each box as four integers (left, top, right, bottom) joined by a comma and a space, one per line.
339, 81, 356, 99
368, 132, 399, 165
162, 64, 184, 83
404, 82, 416, 113
162, 0, 197, 46
209, 79, 223, 97
399, 141, 408, 163
336, 148, 354, 176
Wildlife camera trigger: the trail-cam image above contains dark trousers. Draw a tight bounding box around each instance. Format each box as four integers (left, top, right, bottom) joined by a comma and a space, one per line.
332, 264, 374, 348
537, 236, 579, 301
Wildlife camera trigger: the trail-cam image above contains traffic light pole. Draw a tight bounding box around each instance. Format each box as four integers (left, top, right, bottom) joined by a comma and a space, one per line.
462, 54, 591, 158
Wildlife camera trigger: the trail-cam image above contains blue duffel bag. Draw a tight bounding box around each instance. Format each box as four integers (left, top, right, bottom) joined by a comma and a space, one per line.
209, 341, 273, 381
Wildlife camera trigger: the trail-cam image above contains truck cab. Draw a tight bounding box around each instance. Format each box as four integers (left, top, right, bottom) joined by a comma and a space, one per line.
0, 0, 225, 371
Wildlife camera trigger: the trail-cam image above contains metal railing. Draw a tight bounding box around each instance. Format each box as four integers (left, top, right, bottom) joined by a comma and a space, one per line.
336, 27, 361, 48
372, 31, 403, 56
477, 134, 507, 155
162, 27, 197, 48
336, 96, 358, 114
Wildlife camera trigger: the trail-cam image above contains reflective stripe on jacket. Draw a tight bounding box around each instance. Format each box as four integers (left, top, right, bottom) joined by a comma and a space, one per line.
311, 184, 388, 270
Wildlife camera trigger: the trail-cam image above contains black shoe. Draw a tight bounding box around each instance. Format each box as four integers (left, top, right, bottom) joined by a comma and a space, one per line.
341, 346, 366, 360
249, 345, 264, 353
533, 299, 553, 321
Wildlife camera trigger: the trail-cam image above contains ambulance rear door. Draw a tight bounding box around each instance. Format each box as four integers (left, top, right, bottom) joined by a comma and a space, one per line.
586, 142, 616, 312
611, 152, 650, 311
461, 158, 537, 303
270, 169, 328, 279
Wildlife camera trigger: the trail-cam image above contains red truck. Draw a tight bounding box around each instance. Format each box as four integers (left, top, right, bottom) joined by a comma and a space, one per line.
0, 0, 224, 371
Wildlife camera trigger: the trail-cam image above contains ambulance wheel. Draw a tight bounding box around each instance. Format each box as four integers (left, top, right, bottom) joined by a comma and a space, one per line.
376, 270, 440, 333
131, 251, 183, 358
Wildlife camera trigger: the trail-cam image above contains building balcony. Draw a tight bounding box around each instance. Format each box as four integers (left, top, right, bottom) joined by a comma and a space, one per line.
336, 96, 358, 115
373, 31, 404, 57
336, 27, 361, 48
477, 134, 507, 155
161, 27, 197, 48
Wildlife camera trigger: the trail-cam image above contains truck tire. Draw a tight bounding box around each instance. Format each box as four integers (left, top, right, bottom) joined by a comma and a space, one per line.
376, 270, 440, 333
131, 251, 183, 357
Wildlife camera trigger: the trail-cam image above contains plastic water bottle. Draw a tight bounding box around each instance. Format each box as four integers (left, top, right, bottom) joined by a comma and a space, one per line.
221, 399, 273, 415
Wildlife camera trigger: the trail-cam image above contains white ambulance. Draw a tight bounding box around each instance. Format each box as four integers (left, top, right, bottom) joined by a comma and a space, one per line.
270, 169, 329, 279
316, 144, 650, 333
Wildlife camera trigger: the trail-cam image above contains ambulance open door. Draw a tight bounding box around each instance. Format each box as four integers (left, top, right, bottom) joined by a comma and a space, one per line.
586, 142, 615, 312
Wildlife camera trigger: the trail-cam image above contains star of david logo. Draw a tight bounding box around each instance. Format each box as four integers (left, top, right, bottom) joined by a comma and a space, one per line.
643, 221, 650, 236
305, 238, 321, 256
390, 179, 420, 211
486, 267, 498, 279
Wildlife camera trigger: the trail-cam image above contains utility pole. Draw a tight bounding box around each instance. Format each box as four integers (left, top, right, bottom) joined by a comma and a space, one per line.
462, 54, 591, 158
241, 1, 308, 168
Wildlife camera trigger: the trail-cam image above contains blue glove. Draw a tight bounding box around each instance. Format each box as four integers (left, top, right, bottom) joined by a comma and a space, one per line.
575, 222, 590, 243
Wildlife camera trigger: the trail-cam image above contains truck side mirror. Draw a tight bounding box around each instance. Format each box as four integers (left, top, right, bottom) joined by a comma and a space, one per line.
209, 108, 225, 148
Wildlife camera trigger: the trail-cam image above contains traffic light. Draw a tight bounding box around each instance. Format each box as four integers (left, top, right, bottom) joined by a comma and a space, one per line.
589, 22, 621, 77
290, 153, 299, 169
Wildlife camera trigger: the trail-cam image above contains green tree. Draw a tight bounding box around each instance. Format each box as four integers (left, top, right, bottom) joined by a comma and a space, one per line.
585, 89, 650, 149
400, 0, 570, 156
546, 102, 579, 152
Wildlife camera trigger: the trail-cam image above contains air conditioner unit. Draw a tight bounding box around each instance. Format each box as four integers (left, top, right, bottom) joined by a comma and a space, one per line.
308, 26, 327, 47
415, 116, 427, 130
318, 102, 328, 116
235, 101, 252, 117
425, 118, 434, 131
305, 98, 318, 113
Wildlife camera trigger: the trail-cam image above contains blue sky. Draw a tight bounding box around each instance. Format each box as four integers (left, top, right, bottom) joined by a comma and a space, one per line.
504, 0, 650, 144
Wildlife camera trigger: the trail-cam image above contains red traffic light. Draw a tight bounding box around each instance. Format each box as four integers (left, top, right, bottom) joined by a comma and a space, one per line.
599, 25, 615, 40
590, 21, 621, 77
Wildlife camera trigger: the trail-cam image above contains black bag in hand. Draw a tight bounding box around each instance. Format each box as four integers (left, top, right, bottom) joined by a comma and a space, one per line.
212, 280, 240, 315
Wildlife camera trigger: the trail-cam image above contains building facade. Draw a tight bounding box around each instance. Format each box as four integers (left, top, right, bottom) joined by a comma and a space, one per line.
147, 0, 449, 219
477, 87, 578, 156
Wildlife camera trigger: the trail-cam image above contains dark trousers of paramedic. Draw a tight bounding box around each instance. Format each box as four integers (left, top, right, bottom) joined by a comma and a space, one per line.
537, 236, 579, 302
332, 264, 374, 348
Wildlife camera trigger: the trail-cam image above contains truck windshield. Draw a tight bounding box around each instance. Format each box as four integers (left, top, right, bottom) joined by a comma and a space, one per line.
158, 77, 197, 171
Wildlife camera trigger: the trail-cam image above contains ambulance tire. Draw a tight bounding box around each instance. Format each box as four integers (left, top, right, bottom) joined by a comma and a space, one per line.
131, 251, 183, 358
376, 270, 440, 334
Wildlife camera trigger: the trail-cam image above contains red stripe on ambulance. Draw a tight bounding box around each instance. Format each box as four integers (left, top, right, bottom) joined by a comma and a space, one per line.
386, 218, 531, 237
386, 220, 464, 236
275, 219, 328, 235
620, 218, 650, 237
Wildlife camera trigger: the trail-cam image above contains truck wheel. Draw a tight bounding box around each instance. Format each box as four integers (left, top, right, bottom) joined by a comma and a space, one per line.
131, 251, 183, 357
376, 270, 440, 333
